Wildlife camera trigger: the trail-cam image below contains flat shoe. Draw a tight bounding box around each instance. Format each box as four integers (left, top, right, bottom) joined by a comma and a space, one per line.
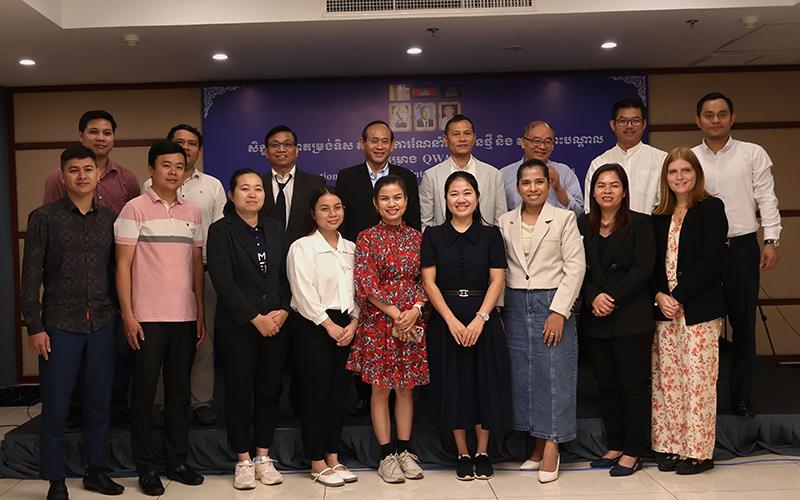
332, 464, 358, 482
590, 456, 621, 468
610, 457, 643, 477
166, 464, 204, 485
676, 458, 714, 475
311, 468, 344, 486
138, 472, 164, 496
83, 466, 124, 495
657, 454, 682, 472
520, 459, 541, 470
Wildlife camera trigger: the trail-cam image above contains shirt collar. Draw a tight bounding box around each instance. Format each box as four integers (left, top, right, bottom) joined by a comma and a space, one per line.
615, 141, 643, 155
442, 220, 481, 246
449, 155, 475, 173
310, 229, 346, 254
702, 136, 734, 155
235, 211, 263, 231
272, 166, 296, 183
367, 162, 391, 183
145, 186, 183, 205
61, 195, 98, 214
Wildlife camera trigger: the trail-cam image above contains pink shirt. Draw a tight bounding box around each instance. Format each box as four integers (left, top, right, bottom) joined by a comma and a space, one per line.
44, 158, 141, 215
114, 189, 204, 322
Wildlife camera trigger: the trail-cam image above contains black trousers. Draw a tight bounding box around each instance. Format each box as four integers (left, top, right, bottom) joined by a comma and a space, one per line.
216, 325, 290, 453
722, 235, 760, 401
130, 321, 196, 475
584, 332, 652, 458
292, 310, 352, 461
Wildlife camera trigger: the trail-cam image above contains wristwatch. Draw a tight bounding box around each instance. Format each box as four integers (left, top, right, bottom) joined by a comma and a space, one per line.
764, 239, 780, 248
413, 303, 424, 316
476, 311, 490, 322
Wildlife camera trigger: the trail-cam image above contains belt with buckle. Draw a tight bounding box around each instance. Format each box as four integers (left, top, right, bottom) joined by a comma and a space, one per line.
725, 232, 756, 248
441, 289, 487, 297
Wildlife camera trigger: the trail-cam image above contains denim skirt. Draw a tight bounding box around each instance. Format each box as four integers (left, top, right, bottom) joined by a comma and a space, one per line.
502, 287, 577, 442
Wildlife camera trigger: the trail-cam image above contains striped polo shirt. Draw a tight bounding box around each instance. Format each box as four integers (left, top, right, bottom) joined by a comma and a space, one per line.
114, 188, 204, 322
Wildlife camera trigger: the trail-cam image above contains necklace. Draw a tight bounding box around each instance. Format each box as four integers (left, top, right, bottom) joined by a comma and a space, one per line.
675, 205, 688, 223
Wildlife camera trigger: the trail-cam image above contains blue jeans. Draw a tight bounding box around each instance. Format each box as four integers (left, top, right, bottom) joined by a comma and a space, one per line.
38, 316, 118, 480
502, 288, 577, 443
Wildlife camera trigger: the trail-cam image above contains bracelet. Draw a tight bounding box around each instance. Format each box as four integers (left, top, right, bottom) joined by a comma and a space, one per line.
395, 312, 401, 321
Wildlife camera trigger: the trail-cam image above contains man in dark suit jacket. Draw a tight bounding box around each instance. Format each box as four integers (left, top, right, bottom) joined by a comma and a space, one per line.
335, 120, 421, 417
260, 125, 326, 243
337, 120, 421, 244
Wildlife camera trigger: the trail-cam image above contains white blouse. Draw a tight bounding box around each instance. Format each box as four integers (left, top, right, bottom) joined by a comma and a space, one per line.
287, 230, 360, 325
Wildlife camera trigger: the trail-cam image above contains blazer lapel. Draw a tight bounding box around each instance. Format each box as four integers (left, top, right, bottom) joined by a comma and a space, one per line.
507, 208, 528, 268
436, 166, 450, 223
525, 203, 553, 267
228, 218, 260, 267
601, 229, 628, 271
287, 170, 306, 229
359, 164, 376, 199
261, 171, 277, 218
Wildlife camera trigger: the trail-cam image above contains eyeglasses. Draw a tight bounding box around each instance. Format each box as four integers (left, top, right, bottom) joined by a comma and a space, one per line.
615, 118, 643, 127
521, 137, 554, 148
317, 205, 344, 215
267, 141, 297, 151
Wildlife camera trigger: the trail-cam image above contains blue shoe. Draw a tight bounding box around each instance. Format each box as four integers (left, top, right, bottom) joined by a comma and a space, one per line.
590, 456, 621, 468
609, 457, 643, 476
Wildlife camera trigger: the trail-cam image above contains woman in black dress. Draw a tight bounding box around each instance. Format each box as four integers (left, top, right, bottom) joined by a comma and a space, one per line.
421, 171, 511, 481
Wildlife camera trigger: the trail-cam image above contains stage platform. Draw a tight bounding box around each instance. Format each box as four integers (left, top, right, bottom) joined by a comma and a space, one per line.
2, 344, 799, 479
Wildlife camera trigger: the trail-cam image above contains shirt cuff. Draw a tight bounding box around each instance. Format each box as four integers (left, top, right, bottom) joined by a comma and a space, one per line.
763, 227, 782, 241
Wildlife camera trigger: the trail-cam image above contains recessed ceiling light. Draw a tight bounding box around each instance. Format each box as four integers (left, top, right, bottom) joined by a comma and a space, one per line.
407, 47, 422, 55
212, 53, 228, 60
601, 42, 617, 49
19, 59, 36, 66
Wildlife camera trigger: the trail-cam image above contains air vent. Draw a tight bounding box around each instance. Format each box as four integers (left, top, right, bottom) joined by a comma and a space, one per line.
326, 0, 533, 14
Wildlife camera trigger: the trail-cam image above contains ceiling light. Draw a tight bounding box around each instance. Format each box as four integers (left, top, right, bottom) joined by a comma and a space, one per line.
407, 47, 422, 55
213, 53, 228, 60
19, 59, 36, 66
601, 42, 617, 49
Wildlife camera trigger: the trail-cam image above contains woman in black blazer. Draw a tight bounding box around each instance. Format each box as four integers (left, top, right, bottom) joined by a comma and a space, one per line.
207, 168, 291, 490
650, 148, 727, 475
578, 163, 655, 477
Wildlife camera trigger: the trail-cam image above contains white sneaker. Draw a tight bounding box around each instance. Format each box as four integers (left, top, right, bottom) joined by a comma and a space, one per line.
311, 467, 344, 486
378, 454, 405, 483
233, 461, 255, 490
396, 451, 424, 479
254, 456, 283, 485
332, 464, 358, 482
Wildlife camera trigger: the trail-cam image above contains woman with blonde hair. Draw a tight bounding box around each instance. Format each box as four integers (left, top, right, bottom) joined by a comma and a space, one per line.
650, 147, 727, 475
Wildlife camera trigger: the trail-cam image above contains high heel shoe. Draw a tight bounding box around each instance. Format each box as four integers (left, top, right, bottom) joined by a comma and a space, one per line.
520, 458, 541, 470
538, 454, 560, 483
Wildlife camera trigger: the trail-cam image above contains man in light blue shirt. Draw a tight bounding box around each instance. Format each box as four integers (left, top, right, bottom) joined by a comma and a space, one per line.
500, 121, 584, 217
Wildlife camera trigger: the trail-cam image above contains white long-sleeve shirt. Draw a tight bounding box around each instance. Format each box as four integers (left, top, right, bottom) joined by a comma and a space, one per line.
287, 230, 360, 325
692, 137, 781, 240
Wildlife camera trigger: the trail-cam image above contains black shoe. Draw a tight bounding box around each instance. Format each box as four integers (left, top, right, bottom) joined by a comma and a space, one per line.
138, 471, 164, 496
657, 454, 682, 472
47, 479, 69, 500
166, 463, 205, 485
676, 458, 714, 475
609, 457, 644, 477
110, 408, 130, 428
65, 406, 83, 434
83, 465, 124, 495
473, 453, 494, 479
456, 455, 474, 481
194, 406, 217, 426
732, 399, 756, 417
349, 399, 370, 418
590, 456, 621, 468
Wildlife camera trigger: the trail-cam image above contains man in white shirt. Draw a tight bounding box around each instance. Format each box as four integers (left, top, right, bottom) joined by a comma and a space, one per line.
500, 121, 584, 217
585, 99, 667, 214
419, 115, 507, 230
143, 124, 227, 426
692, 92, 781, 417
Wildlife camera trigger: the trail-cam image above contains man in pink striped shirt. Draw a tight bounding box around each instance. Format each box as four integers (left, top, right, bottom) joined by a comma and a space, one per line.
114, 140, 206, 496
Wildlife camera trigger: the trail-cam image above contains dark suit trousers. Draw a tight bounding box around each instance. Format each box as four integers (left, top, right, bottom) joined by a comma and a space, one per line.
292, 311, 352, 460
130, 321, 196, 475
38, 316, 117, 480
722, 235, 760, 401
216, 326, 290, 453
584, 332, 652, 458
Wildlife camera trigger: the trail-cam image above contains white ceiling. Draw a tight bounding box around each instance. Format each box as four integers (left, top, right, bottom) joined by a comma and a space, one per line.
2, 0, 800, 87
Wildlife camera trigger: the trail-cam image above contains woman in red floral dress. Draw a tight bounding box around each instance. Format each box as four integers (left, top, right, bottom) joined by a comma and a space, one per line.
651, 147, 727, 475
346, 175, 429, 484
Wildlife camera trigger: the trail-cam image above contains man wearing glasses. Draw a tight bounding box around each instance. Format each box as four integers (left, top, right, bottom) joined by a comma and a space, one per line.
261, 125, 326, 243
500, 121, 584, 217
584, 98, 667, 214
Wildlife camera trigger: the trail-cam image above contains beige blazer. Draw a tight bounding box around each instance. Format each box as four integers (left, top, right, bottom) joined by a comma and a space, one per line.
498, 202, 585, 318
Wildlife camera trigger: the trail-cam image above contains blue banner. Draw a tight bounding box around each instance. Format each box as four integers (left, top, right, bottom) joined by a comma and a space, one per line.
202, 74, 648, 187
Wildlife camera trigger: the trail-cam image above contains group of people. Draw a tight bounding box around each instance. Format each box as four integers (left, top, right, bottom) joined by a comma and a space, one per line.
21, 90, 781, 498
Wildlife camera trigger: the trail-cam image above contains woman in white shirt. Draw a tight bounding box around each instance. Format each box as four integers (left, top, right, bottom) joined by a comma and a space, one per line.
498, 159, 585, 484
287, 186, 360, 487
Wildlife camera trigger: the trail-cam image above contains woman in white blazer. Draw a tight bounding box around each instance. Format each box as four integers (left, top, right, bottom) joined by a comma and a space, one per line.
498, 159, 585, 484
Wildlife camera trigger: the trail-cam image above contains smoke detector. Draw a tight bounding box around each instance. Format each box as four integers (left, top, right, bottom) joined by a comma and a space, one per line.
741, 16, 760, 29
122, 34, 140, 46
